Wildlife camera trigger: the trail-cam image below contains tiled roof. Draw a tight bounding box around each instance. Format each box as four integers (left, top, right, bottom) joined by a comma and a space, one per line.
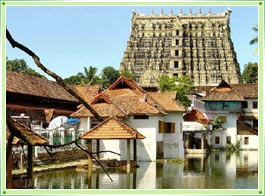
72, 85, 100, 102
6, 71, 77, 102
7, 104, 77, 124
80, 117, 145, 139
6, 127, 20, 145
71, 102, 127, 118
148, 92, 187, 112
107, 76, 146, 93
231, 84, 258, 98
111, 95, 162, 115
183, 109, 209, 124
237, 120, 258, 135
72, 76, 187, 118
201, 80, 245, 101
7, 119, 49, 146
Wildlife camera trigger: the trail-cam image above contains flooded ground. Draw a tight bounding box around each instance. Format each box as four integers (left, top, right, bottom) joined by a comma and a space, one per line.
18, 150, 258, 189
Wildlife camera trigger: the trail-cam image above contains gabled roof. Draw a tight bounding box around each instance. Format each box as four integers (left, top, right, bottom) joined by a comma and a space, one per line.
201, 80, 245, 101
183, 109, 209, 124
80, 117, 145, 139
90, 93, 112, 104
107, 76, 146, 93
71, 76, 186, 118
230, 84, 258, 99
6, 71, 77, 102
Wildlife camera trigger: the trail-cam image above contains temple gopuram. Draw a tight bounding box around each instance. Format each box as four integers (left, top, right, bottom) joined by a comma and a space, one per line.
120, 8, 242, 88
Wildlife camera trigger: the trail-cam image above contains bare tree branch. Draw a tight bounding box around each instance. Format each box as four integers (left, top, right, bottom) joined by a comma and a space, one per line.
7, 117, 118, 182
75, 142, 113, 182
6, 28, 103, 121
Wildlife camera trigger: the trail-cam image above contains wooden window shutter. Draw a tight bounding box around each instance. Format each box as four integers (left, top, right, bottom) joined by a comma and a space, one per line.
220, 116, 227, 123
171, 123, 175, 133
159, 121, 165, 133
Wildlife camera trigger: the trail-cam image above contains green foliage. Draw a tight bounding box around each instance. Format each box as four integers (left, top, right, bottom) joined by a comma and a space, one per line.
249, 25, 258, 54
6, 58, 46, 79
63, 75, 82, 85
120, 70, 133, 79
249, 25, 258, 45
242, 62, 258, 83
101, 66, 120, 89
77, 66, 99, 85
212, 115, 223, 129
175, 76, 195, 94
63, 65, 120, 89
158, 75, 178, 92
226, 138, 242, 152
176, 89, 191, 108
158, 75, 194, 108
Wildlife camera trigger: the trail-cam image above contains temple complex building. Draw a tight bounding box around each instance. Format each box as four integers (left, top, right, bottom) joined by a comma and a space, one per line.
120, 8, 242, 88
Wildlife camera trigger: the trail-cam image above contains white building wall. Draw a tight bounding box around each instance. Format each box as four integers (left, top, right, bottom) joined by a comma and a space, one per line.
162, 112, 184, 159
79, 113, 185, 161
237, 135, 259, 150
123, 116, 162, 161
206, 112, 239, 148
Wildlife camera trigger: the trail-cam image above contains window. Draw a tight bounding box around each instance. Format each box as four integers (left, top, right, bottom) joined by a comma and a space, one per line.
175, 50, 179, 56
176, 30, 179, 36
242, 101, 248, 108
173, 73, 178, 78
244, 137, 249, 145
253, 101, 258, 109
215, 136, 220, 144
159, 121, 175, 133
176, 39, 179, 45
226, 136, 231, 144
133, 115, 149, 120
174, 61, 179, 69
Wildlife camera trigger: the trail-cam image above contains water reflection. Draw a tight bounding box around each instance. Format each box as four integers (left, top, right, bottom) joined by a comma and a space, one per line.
31, 151, 258, 189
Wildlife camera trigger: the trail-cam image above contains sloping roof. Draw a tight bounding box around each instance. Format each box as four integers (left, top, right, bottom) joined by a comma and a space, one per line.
71, 76, 186, 118
230, 84, 258, 99
201, 80, 245, 101
6, 127, 20, 145
107, 76, 146, 93
71, 102, 127, 118
183, 109, 209, 124
80, 117, 145, 139
72, 85, 101, 102
148, 92, 186, 112
237, 120, 258, 135
111, 94, 163, 115
6, 71, 77, 102
7, 119, 49, 146
7, 104, 74, 123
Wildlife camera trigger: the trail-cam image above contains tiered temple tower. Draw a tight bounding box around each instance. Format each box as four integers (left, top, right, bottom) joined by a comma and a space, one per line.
120, 8, 241, 88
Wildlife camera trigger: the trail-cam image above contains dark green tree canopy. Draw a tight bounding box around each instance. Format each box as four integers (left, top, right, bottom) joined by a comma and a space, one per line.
242, 62, 258, 83
101, 66, 120, 89
6, 58, 46, 79
63, 65, 120, 89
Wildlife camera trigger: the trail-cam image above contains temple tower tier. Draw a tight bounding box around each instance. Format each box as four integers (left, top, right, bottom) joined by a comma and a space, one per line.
120, 8, 241, 88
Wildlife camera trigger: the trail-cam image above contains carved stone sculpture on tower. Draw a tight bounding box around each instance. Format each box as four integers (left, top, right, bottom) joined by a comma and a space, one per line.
120, 8, 241, 88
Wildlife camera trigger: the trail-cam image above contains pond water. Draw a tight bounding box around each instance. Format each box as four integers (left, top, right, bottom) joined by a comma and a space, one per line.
31, 151, 258, 189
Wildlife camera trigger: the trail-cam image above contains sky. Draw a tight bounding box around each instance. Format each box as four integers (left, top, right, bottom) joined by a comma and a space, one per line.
5, 4, 259, 80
